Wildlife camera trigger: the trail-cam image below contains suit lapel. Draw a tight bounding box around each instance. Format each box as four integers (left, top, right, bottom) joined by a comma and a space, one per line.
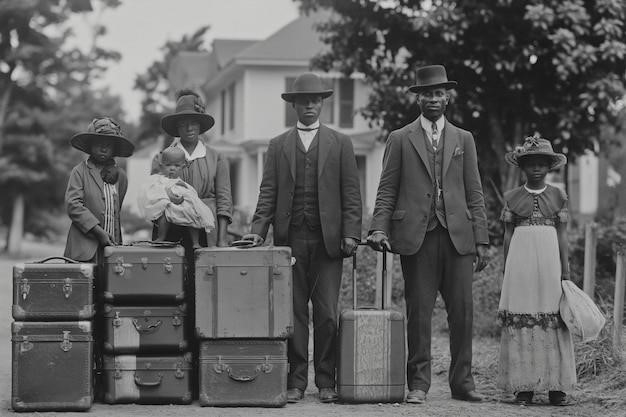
86, 160, 104, 193
282, 128, 298, 181
407, 120, 434, 181
442, 121, 459, 177
317, 125, 331, 179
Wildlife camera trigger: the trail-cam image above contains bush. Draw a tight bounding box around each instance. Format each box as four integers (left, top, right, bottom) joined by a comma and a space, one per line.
569, 217, 626, 301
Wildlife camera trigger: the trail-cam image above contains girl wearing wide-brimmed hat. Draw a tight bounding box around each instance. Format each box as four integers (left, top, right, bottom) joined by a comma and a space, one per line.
64, 116, 135, 262
152, 89, 232, 248
497, 135, 575, 406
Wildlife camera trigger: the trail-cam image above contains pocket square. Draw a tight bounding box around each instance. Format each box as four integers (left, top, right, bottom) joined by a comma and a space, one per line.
453, 147, 464, 157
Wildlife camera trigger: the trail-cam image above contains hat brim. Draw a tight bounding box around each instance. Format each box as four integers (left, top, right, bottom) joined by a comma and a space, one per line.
408, 81, 457, 93
505, 151, 567, 171
161, 112, 215, 137
281, 90, 334, 103
70, 133, 135, 157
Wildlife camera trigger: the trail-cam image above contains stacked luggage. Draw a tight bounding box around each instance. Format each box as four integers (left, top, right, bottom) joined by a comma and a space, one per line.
11, 257, 95, 412
99, 243, 193, 404
194, 244, 293, 407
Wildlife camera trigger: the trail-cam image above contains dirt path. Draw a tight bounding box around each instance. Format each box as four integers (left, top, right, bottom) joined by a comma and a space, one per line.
0, 241, 623, 416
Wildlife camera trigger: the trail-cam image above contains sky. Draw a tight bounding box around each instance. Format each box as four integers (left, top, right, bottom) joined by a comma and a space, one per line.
69, 0, 300, 122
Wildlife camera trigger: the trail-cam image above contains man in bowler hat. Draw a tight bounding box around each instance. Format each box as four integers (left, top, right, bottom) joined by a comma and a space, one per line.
243, 73, 362, 403
368, 65, 489, 404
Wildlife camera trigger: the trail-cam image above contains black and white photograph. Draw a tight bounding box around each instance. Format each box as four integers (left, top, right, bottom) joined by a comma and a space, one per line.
1, 0, 625, 416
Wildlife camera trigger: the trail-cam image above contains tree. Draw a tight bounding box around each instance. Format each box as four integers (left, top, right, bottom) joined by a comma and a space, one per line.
0, 0, 123, 253
296, 0, 626, 194
134, 26, 210, 148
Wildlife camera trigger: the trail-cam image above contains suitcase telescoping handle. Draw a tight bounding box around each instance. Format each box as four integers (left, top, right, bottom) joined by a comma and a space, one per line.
352, 242, 388, 311
36, 256, 79, 264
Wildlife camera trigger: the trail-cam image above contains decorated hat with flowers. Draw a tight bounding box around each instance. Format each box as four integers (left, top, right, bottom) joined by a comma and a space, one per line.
70, 116, 134, 157
505, 134, 567, 170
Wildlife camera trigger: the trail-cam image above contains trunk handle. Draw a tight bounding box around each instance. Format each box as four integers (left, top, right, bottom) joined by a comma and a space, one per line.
132, 319, 162, 334
134, 372, 163, 387
36, 256, 78, 264
230, 240, 256, 248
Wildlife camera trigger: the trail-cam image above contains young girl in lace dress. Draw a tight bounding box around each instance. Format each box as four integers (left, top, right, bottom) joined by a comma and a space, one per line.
497, 135, 575, 406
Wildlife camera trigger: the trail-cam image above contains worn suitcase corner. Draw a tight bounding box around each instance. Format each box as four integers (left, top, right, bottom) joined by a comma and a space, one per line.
13, 263, 25, 277
12, 305, 26, 321
388, 310, 404, 321
11, 398, 26, 412
78, 304, 95, 320
103, 246, 114, 257
79, 264, 94, 278
198, 393, 209, 406
77, 321, 92, 333
102, 291, 113, 302
181, 392, 192, 404
11, 321, 23, 333
175, 245, 185, 257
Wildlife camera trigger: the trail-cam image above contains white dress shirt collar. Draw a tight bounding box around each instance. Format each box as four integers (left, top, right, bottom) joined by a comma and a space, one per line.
172, 137, 206, 161
296, 120, 320, 152
420, 115, 445, 137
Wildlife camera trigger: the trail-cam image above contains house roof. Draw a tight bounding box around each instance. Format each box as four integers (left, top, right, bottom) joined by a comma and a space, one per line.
212, 39, 258, 69
230, 12, 330, 65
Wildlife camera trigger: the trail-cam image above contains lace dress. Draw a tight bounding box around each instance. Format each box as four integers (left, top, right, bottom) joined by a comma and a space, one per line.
496, 185, 576, 392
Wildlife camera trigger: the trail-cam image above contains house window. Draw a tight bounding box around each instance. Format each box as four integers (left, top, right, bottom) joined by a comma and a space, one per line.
220, 89, 226, 135
228, 83, 235, 131
284, 76, 335, 126
339, 78, 354, 128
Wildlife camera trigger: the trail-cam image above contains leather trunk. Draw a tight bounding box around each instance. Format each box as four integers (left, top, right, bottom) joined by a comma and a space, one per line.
102, 304, 187, 353
102, 353, 192, 404
11, 321, 93, 412
102, 244, 185, 304
12, 257, 95, 321
194, 246, 293, 339
199, 339, 287, 407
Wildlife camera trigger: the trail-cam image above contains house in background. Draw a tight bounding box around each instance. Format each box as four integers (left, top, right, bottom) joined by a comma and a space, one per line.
123, 12, 385, 221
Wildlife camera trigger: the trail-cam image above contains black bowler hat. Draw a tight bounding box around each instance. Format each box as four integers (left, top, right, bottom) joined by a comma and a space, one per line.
281, 73, 334, 103
408, 65, 458, 93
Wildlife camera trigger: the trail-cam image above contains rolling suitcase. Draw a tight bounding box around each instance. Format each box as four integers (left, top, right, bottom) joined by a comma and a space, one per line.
102, 304, 187, 353
195, 244, 293, 339
102, 242, 186, 304
198, 339, 288, 407
11, 321, 93, 412
337, 246, 406, 403
102, 353, 193, 404
12, 257, 95, 321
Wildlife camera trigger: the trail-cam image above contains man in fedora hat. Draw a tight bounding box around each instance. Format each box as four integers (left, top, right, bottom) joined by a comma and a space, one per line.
243, 72, 362, 403
367, 65, 489, 404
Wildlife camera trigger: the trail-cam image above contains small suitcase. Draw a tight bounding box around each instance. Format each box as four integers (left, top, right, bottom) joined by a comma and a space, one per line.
195, 245, 293, 339
12, 257, 95, 321
102, 242, 186, 304
199, 339, 288, 407
103, 304, 188, 353
11, 321, 93, 412
102, 353, 193, 404
337, 246, 406, 403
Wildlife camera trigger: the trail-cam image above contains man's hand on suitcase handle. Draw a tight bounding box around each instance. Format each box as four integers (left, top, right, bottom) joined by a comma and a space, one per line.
366, 231, 391, 252
341, 237, 359, 257
241, 233, 264, 247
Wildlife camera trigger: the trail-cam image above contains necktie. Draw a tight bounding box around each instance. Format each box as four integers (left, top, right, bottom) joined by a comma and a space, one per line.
431, 121, 439, 149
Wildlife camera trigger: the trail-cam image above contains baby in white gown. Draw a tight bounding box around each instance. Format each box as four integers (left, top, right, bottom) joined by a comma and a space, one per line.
138, 147, 214, 248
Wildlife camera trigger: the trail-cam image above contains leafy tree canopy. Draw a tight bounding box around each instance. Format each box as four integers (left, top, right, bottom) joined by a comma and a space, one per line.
296, 0, 626, 190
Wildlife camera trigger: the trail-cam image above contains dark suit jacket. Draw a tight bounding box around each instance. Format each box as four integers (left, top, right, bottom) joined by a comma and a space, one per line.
370, 118, 488, 256
64, 159, 128, 261
250, 125, 362, 259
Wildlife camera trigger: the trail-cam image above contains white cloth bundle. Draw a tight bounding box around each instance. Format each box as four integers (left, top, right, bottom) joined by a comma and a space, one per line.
559, 280, 606, 342
138, 174, 215, 232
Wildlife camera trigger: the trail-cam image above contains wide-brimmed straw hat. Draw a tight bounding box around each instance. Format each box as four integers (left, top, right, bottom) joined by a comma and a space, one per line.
281, 73, 334, 103
70, 117, 134, 157
408, 65, 458, 93
161, 93, 215, 137
505, 135, 567, 170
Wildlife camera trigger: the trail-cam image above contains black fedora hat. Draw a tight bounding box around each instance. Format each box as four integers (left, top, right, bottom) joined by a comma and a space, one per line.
161, 92, 215, 137
408, 65, 458, 93
281, 72, 334, 103
505, 135, 567, 170
70, 117, 134, 157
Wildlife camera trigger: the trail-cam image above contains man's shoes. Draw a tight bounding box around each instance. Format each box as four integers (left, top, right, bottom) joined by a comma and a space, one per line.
406, 389, 427, 404
514, 391, 534, 405
287, 388, 304, 403
549, 391, 567, 406
451, 390, 483, 402
319, 387, 338, 403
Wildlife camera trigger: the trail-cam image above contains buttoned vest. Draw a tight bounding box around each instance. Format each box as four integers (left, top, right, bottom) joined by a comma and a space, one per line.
290, 135, 321, 229
424, 132, 447, 230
